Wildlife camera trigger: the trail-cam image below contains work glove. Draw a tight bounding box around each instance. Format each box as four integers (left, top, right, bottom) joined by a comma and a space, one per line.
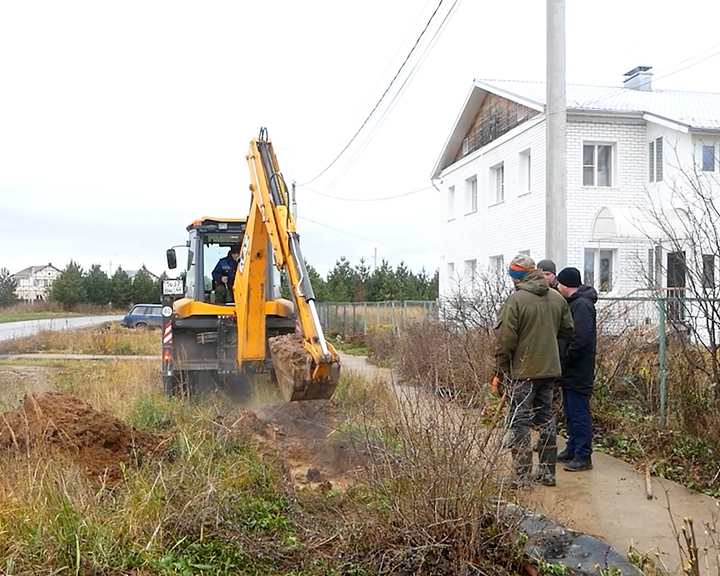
491, 376, 504, 397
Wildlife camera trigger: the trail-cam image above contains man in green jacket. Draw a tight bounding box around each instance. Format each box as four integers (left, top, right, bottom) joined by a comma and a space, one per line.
494, 254, 574, 487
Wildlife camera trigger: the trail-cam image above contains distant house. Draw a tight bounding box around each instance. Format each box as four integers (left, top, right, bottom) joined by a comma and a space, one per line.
12, 264, 62, 301
125, 268, 160, 282
431, 66, 720, 303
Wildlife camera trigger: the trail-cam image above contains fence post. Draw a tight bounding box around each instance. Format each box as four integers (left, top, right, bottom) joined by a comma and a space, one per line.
658, 298, 667, 429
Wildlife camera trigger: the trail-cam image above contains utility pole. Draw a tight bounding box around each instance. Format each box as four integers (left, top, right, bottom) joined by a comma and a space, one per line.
546, 0, 567, 268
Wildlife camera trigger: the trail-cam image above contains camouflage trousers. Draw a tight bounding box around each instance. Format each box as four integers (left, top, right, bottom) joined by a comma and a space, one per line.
506, 378, 558, 481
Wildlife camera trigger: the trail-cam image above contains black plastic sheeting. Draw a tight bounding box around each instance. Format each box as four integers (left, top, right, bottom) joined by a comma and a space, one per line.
501, 503, 645, 576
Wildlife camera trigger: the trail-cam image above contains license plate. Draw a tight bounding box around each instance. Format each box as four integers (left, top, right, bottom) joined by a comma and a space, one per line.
163, 279, 184, 295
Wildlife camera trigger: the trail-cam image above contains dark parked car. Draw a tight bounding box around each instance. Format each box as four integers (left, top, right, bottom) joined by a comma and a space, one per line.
121, 304, 163, 329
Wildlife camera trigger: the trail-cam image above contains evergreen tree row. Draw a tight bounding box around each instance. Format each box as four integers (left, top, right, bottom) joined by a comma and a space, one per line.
49, 262, 164, 309
298, 257, 438, 302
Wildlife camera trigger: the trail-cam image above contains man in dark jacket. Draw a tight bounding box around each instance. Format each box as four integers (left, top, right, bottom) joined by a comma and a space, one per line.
494, 255, 574, 487
212, 245, 240, 304
556, 267, 598, 472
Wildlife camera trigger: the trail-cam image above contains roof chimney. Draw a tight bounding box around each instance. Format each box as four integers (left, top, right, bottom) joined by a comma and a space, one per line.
623, 66, 653, 91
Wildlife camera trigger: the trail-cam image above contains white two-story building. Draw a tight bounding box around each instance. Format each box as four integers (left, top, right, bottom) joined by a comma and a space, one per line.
431, 67, 720, 305
12, 264, 61, 301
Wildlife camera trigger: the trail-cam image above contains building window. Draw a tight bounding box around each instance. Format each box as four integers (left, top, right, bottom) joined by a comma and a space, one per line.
584, 248, 614, 292
462, 138, 469, 155
519, 149, 531, 194
447, 262, 455, 282
649, 137, 663, 182
702, 145, 716, 172
447, 185, 455, 220
489, 255, 504, 276
464, 259, 477, 290
583, 143, 613, 187
465, 176, 477, 213
703, 254, 715, 289
516, 103, 526, 121
491, 163, 504, 203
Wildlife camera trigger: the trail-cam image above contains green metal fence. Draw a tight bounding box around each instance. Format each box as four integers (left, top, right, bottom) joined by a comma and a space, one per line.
597, 293, 720, 428
316, 300, 437, 338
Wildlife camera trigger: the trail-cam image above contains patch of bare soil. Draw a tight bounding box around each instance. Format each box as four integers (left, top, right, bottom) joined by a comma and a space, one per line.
0, 392, 168, 483
222, 400, 362, 489
0, 364, 57, 410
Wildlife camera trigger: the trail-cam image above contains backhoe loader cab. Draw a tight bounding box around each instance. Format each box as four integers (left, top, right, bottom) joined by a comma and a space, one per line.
160, 129, 341, 402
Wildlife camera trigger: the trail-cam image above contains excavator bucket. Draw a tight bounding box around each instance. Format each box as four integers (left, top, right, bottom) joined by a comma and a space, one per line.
268, 334, 340, 401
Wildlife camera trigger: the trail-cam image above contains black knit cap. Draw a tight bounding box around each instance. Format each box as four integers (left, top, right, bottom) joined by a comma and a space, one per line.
557, 267, 582, 288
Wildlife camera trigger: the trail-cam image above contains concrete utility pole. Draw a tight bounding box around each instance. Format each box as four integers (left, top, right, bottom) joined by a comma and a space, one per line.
546, 0, 567, 268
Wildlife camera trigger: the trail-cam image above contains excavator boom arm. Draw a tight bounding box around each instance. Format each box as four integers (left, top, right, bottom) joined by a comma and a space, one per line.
238, 128, 340, 400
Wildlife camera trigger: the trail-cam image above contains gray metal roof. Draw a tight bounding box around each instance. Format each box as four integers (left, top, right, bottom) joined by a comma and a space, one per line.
11, 264, 60, 278
431, 79, 720, 180
475, 79, 720, 130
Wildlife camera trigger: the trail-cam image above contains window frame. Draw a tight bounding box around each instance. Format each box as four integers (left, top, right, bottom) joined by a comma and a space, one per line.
519, 149, 532, 195
702, 254, 716, 290
447, 185, 455, 221
584, 247, 616, 293
464, 259, 478, 291
582, 142, 614, 187
489, 255, 505, 276
465, 176, 477, 214
649, 137, 663, 182
490, 162, 505, 204
702, 144, 717, 172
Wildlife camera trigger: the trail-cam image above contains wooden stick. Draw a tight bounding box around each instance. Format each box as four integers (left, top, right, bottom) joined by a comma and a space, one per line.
645, 462, 653, 499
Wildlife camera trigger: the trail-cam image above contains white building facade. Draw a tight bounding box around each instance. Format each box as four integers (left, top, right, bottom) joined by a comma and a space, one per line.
12, 264, 61, 301
432, 69, 720, 309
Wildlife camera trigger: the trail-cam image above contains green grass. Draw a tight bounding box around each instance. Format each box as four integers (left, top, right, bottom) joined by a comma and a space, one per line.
0, 311, 82, 323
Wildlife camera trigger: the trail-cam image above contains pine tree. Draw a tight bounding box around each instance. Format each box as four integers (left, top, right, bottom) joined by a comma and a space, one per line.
83, 264, 111, 305
110, 267, 133, 308
50, 261, 87, 310
0, 268, 19, 307
132, 266, 159, 303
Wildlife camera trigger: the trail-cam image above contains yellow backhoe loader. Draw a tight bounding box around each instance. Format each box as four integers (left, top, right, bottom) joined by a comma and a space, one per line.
160, 128, 340, 401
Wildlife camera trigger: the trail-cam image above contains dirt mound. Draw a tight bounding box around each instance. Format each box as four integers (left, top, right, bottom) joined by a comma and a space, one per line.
0, 392, 168, 483
223, 400, 362, 488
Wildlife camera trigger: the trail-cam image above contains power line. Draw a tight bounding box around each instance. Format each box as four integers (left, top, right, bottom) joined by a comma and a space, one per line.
298, 216, 435, 255
315, 0, 462, 197
298, 0, 449, 187
298, 183, 434, 202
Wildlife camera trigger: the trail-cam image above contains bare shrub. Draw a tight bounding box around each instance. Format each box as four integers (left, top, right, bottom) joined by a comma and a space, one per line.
343, 375, 523, 574
365, 324, 398, 365
396, 270, 509, 401
397, 319, 495, 402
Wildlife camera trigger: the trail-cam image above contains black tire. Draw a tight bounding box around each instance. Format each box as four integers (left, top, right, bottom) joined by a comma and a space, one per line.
135, 322, 149, 330
163, 373, 181, 396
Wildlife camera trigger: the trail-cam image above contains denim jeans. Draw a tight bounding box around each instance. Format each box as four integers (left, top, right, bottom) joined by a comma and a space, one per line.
562, 387, 593, 460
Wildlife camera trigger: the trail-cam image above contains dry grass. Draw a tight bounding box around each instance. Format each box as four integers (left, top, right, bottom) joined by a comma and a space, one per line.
0, 323, 159, 356
0, 330, 532, 575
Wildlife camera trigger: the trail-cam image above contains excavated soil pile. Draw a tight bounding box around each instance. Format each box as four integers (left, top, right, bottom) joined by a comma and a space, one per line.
223, 401, 363, 488
0, 392, 168, 483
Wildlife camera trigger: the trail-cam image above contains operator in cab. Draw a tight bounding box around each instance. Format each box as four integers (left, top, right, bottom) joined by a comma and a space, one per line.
212, 245, 240, 304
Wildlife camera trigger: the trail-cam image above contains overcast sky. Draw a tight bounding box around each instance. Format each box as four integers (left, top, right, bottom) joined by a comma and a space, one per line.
2, 1, 720, 278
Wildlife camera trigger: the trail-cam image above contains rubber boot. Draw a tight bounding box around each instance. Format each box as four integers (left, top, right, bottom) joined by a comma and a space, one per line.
535, 431, 557, 486
510, 447, 533, 487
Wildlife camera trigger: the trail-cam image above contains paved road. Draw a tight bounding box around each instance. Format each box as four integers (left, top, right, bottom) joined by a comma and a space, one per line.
0, 316, 122, 342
